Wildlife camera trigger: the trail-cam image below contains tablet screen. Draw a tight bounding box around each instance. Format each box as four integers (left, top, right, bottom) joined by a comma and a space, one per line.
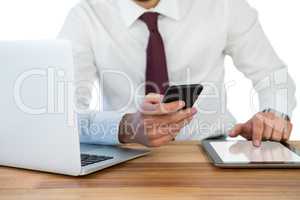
210, 141, 300, 163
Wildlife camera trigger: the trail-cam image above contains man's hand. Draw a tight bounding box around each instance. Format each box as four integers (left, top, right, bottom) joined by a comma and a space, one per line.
229, 112, 293, 147
118, 93, 197, 147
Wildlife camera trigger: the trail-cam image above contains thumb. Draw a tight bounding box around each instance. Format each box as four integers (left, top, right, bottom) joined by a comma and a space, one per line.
229, 123, 244, 137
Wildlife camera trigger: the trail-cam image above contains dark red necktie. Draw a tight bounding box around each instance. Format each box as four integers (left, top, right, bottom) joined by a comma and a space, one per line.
140, 12, 169, 95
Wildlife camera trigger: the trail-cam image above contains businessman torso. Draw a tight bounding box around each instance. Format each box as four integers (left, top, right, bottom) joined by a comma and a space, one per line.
59, 0, 295, 141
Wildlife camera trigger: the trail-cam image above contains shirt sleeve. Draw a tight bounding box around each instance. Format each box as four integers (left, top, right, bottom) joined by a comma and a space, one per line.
57, 6, 124, 145
224, 0, 297, 117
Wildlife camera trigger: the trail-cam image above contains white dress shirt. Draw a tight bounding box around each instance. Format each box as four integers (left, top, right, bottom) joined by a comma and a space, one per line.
58, 0, 296, 145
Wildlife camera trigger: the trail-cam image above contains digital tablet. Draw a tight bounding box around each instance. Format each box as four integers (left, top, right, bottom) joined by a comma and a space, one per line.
202, 140, 300, 168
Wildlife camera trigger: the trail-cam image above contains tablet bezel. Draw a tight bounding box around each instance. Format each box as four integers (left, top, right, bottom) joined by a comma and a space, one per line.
201, 139, 300, 168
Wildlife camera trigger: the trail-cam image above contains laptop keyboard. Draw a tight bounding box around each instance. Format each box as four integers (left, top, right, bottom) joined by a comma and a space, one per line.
81, 154, 114, 167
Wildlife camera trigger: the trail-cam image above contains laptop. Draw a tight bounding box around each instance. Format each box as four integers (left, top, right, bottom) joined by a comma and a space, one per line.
0, 40, 150, 176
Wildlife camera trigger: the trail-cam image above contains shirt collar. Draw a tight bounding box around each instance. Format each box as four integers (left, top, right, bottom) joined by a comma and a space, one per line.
116, 0, 181, 28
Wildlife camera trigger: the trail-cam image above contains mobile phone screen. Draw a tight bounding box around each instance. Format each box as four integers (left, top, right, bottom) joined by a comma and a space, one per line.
162, 84, 203, 109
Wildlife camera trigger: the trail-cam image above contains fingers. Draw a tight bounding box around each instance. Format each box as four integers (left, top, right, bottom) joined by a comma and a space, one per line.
142, 100, 186, 115
272, 130, 282, 142
170, 116, 194, 134
229, 124, 244, 137
159, 107, 197, 124
252, 114, 264, 147
148, 134, 175, 147
229, 112, 293, 148
262, 112, 274, 140
141, 93, 163, 114
283, 123, 293, 141
263, 125, 273, 140
263, 124, 273, 141
147, 116, 194, 140
144, 93, 163, 104
146, 108, 197, 140
149, 117, 194, 147
143, 107, 197, 131
271, 117, 292, 142
272, 117, 284, 142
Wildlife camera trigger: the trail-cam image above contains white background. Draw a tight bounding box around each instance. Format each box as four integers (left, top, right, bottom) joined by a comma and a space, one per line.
0, 0, 299, 139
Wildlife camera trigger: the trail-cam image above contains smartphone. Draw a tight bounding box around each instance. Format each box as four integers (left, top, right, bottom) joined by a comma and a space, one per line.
162, 84, 203, 109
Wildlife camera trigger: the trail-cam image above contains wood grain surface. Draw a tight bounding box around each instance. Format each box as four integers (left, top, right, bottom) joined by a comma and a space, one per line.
0, 141, 300, 200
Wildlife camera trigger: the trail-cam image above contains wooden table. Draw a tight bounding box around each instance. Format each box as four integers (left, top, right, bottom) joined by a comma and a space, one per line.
1, 141, 300, 200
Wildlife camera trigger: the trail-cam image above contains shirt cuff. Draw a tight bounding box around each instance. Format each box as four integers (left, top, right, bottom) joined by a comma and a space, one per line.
256, 68, 296, 118
78, 112, 125, 145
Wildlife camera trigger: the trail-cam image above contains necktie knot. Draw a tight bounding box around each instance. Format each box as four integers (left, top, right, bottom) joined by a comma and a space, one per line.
140, 12, 159, 33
